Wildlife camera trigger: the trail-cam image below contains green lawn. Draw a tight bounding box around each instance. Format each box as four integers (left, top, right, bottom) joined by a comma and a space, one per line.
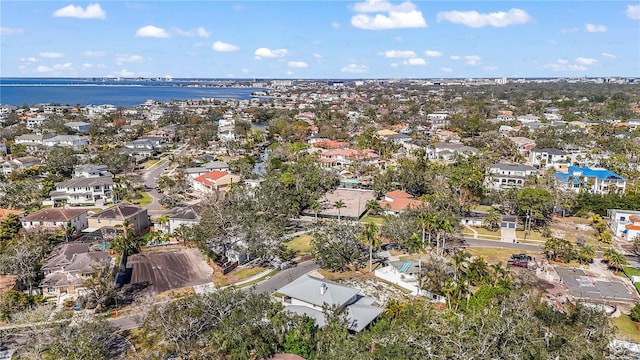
613, 314, 640, 343
460, 226, 501, 240
140, 159, 160, 169
472, 205, 493, 212
466, 247, 538, 264
361, 215, 385, 225
237, 269, 279, 288
623, 266, 640, 278
134, 192, 153, 207
285, 234, 313, 255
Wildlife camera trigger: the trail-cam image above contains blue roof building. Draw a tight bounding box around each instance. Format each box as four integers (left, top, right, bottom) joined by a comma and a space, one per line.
554, 166, 626, 195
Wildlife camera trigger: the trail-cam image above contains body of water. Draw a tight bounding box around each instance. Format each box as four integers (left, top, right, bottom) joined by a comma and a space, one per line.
0, 78, 262, 107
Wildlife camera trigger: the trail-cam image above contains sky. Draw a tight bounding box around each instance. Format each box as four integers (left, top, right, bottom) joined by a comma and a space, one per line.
1, 1, 639, 79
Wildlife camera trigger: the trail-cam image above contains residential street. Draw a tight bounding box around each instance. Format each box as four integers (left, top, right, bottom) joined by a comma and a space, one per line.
463, 237, 542, 252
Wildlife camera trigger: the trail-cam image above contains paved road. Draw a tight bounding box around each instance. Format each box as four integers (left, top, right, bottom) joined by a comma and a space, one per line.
248, 260, 318, 294
463, 238, 542, 251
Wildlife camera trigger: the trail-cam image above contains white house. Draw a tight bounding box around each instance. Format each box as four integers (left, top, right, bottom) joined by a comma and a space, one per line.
529, 148, 569, 169
47, 176, 113, 206
374, 260, 446, 301
485, 163, 538, 191
21, 208, 88, 234
608, 209, 640, 241
43, 135, 89, 150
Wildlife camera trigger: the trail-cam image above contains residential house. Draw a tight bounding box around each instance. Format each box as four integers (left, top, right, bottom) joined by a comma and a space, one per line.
192, 171, 241, 194
529, 148, 569, 169
319, 149, 379, 168
509, 137, 536, 155
87, 203, 150, 235
47, 176, 113, 206
64, 121, 91, 133
608, 209, 640, 241
154, 205, 201, 235
0, 156, 42, 176
39, 242, 111, 297
25, 116, 47, 130
73, 164, 112, 178
427, 111, 450, 129
277, 274, 383, 332
375, 260, 445, 301
14, 133, 56, 151
184, 161, 230, 180
379, 190, 423, 215
426, 142, 478, 163
43, 135, 89, 150
554, 166, 626, 195
21, 208, 88, 234
485, 163, 538, 191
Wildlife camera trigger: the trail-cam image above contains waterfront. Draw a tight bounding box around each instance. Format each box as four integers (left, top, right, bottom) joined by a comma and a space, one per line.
0, 78, 262, 107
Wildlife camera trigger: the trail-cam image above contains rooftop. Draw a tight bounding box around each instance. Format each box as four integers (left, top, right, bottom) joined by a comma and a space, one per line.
22, 208, 87, 223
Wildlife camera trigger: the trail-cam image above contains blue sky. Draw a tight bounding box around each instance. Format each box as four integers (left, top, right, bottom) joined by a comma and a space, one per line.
1, 1, 639, 78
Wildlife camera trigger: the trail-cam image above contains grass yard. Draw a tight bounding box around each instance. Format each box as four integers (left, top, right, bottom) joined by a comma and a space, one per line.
134, 192, 153, 207
140, 159, 160, 169
473, 205, 494, 212
286, 234, 313, 255
465, 247, 538, 264
623, 266, 640, 278
553, 216, 592, 225
515, 230, 547, 242
361, 215, 385, 225
316, 268, 375, 281
214, 267, 267, 287
237, 269, 279, 288
613, 314, 640, 343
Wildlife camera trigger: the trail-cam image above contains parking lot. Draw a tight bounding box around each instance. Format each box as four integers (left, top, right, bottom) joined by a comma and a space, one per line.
125, 248, 214, 295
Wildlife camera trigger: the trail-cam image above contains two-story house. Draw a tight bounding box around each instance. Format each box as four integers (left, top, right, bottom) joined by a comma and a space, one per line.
87, 203, 150, 236
529, 148, 569, 169
277, 274, 383, 332
608, 209, 640, 241
48, 176, 114, 206
378, 190, 424, 216
0, 156, 42, 176
21, 208, 88, 234
485, 163, 538, 191
554, 166, 626, 195
319, 149, 379, 168
192, 171, 241, 194
154, 205, 201, 235
39, 242, 111, 297
43, 135, 89, 150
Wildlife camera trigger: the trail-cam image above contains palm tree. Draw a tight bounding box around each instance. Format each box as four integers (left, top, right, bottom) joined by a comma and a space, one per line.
333, 200, 346, 221
416, 212, 438, 252
577, 244, 596, 264
62, 221, 76, 242
452, 251, 471, 281
436, 218, 454, 256
603, 248, 628, 272
365, 199, 383, 217
406, 232, 423, 292
310, 200, 320, 220
359, 222, 381, 272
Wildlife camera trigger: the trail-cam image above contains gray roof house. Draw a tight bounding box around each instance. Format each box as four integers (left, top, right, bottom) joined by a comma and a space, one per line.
277, 275, 383, 332
485, 163, 538, 191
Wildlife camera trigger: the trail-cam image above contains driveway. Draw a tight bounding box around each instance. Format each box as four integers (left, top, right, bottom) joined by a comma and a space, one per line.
248, 260, 318, 294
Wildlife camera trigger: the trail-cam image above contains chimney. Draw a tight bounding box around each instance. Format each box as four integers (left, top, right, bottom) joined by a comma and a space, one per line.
320, 283, 327, 296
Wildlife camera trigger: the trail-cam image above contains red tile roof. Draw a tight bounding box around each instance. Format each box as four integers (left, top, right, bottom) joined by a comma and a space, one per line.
194, 171, 229, 183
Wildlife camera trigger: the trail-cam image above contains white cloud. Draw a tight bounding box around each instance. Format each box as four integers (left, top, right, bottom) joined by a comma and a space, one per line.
20, 57, 37, 63
547, 40, 557, 45
351, 0, 427, 30
576, 57, 598, 65
440, 67, 453, 72
197, 27, 212, 38
288, 61, 309, 68
254, 47, 288, 59
0, 27, 24, 35
83, 50, 106, 57
484, 66, 498, 71
313, 53, 322, 59
241, 68, 250, 74
53, 3, 106, 19
450, 55, 460, 60
135, 25, 170, 38
118, 69, 134, 77
36, 65, 52, 73
626, 5, 640, 20
544, 61, 588, 71
585, 24, 606, 33
341, 63, 369, 73
174, 26, 212, 38
380, 50, 416, 58
116, 54, 144, 65
404, 58, 426, 65
424, 50, 442, 57
557, 59, 568, 64
601, 52, 616, 59
212, 41, 239, 52
287, 71, 294, 76
331, 22, 341, 29
464, 55, 481, 65
40, 52, 64, 59
437, 8, 531, 28
53, 63, 73, 70
82, 63, 93, 70
391, 63, 399, 67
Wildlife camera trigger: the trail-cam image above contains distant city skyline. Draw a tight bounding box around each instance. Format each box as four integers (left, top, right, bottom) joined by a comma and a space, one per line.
1, 1, 639, 79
